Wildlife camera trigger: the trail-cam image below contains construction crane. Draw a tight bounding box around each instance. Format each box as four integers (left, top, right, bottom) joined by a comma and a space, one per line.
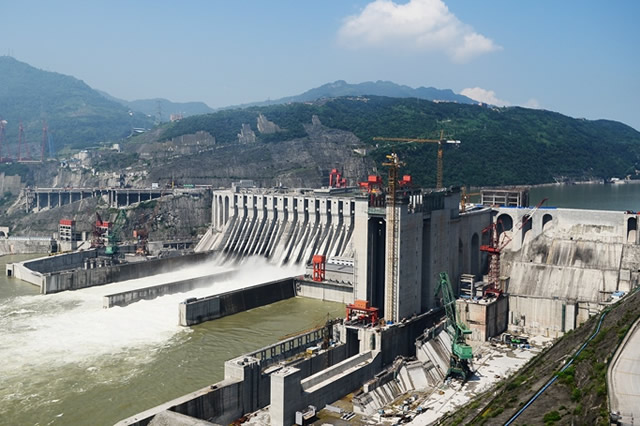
435, 271, 473, 379
373, 130, 461, 189
105, 210, 127, 256
480, 198, 548, 297
91, 212, 108, 248
460, 187, 481, 213
382, 152, 404, 322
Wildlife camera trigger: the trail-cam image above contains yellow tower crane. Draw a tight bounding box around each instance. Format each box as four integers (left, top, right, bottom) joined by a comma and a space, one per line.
382, 152, 404, 322
373, 130, 461, 189
460, 186, 481, 213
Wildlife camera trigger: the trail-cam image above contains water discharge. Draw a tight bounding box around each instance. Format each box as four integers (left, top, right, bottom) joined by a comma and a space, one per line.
0, 255, 343, 425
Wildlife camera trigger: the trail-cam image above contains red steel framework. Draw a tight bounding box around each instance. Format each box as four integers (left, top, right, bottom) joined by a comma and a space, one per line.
480, 198, 547, 297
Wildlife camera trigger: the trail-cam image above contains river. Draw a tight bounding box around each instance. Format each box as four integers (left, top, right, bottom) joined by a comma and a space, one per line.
529, 182, 640, 211
0, 255, 344, 426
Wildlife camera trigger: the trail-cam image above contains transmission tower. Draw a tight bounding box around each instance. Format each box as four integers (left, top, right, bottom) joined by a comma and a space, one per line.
0, 119, 6, 161
41, 121, 48, 162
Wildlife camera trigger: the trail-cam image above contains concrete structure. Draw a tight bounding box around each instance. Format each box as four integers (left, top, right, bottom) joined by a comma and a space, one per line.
200, 186, 492, 324
23, 186, 204, 212
103, 271, 236, 309
203, 187, 359, 266
6, 250, 216, 294
499, 207, 640, 336
0, 236, 55, 255
481, 188, 529, 207
178, 277, 296, 326
119, 308, 441, 426
456, 296, 508, 341
118, 323, 347, 426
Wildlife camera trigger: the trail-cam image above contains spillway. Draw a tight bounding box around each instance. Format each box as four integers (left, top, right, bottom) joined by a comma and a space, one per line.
0, 255, 343, 426
198, 188, 356, 265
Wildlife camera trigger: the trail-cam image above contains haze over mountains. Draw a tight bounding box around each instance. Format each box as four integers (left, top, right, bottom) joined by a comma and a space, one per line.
1, 56, 639, 188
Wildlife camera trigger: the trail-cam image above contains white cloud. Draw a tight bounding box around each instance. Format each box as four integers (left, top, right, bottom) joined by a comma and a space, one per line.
461, 87, 510, 106
338, 0, 501, 63
524, 98, 541, 109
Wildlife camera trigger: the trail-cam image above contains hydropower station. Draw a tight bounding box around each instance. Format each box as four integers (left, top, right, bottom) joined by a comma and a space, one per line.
5, 179, 640, 425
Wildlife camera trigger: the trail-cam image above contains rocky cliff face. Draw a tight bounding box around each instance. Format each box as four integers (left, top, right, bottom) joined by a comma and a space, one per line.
7, 191, 211, 242
143, 117, 375, 188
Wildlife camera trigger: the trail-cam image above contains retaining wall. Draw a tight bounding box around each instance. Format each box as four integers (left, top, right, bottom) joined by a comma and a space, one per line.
102, 271, 236, 308
296, 279, 354, 304
179, 277, 296, 326
0, 239, 53, 256
42, 251, 216, 294
117, 340, 349, 426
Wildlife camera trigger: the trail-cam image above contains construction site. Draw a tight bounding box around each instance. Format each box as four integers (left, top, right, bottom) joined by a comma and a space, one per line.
5, 133, 640, 426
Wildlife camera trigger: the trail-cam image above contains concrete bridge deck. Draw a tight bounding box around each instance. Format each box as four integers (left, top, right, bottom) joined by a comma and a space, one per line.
23, 186, 206, 212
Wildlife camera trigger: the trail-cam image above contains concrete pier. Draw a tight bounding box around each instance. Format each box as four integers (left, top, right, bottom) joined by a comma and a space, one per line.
178, 277, 296, 326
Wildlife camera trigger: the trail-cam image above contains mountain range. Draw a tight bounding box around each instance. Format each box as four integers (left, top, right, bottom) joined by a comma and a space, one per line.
1, 56, 639, 188
0, 56, 153, 153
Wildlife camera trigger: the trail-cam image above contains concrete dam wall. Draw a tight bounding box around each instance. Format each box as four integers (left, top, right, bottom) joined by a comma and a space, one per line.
499, 207, 640, 336
8, 251, 217, 294
178, 277, 296, 326
198, 188, 356, 265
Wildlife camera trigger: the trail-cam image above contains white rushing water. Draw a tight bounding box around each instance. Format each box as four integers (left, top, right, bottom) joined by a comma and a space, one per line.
0, 256, 304, 424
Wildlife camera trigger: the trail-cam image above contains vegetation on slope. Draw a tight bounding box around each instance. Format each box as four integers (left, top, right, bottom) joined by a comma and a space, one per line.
157, 96, 640, 187
443, 289, 640, 425
0, 56, 153, 154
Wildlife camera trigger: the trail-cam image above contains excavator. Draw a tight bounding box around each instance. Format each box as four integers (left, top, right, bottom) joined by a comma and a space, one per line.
105, 210, 127, 257
435, 272, 473, 379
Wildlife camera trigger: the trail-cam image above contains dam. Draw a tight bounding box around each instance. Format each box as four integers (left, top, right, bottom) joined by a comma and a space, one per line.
5, 181, 640, 425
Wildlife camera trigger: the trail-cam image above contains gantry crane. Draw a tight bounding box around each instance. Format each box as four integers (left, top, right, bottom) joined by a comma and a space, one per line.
373, 130, 461, 189
480, 198, 547, 297
382, 152, 404, 322
435, 271, 473, 379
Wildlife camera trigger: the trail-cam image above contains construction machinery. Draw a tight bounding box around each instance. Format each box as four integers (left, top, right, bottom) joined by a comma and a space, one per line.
328, 168, 347, 188
435, 271, 473, 379
105, 210, 127, 256
480, 198, 547, 297
460, 187, 481, 213
133, 229, 149, 256
373, 130, 461, 189
92, 212, 109, 248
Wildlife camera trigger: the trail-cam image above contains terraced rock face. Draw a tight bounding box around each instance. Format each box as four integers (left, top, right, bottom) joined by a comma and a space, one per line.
141, 121, 375, 189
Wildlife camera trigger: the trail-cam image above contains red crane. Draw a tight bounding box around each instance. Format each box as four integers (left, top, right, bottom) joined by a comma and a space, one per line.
480, 198, 547, 297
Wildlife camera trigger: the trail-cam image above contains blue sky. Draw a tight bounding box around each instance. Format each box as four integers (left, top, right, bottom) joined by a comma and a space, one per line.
2, 0, 639, 130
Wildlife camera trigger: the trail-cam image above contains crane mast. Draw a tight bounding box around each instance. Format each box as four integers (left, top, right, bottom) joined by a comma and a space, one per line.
382, 152, 404, 322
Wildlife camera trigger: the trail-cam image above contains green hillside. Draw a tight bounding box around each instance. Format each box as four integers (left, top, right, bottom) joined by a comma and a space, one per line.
0, 56, 153, 155
157, 96, 640, 187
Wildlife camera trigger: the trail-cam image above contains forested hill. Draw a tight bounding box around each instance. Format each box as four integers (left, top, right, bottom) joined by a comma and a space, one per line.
157, 96, 640, 187
0, 56, 153, 153
230, 80, 475, 108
